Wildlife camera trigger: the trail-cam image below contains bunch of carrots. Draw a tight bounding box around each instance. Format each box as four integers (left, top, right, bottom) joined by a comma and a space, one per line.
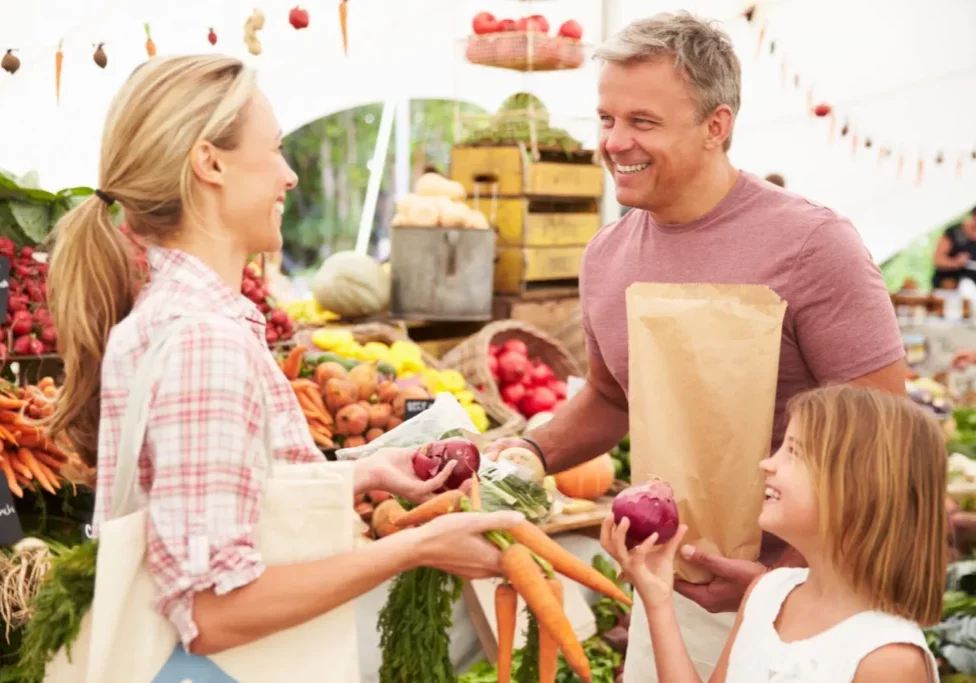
0, 378, 86, 498
377, 477, 632, 683
278, 345, 335, 449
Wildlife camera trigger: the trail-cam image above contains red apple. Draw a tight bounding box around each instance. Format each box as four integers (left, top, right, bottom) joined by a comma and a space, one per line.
473, 11, 500, 35
501, 338, 528, 357
558, 19, 583, 40
497, 350, 528, 384
501, 382, 526, 406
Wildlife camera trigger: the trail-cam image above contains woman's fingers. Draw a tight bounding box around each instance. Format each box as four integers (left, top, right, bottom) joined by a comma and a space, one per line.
412, 460, 457, 499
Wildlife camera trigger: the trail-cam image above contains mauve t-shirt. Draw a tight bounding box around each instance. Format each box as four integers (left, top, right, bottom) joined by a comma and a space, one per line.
580, 171, 903, 450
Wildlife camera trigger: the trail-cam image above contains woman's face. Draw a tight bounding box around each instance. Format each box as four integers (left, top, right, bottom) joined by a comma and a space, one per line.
757, 419, 820, 546
218, 89, 297, 254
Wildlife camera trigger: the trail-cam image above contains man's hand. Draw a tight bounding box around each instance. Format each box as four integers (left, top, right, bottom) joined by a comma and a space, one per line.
672, 545, 766, 613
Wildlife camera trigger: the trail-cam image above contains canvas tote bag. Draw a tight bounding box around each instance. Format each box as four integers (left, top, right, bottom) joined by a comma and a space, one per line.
44, 316, 360, 682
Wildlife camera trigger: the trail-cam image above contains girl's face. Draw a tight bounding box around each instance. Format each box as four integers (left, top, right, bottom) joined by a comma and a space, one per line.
758, 419, 820, 545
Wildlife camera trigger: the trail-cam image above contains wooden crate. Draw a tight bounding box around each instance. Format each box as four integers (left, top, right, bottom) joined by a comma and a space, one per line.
492, 294, 580, 335
494, 245, 584, 295
451, 145, 603, 199
468, 197, 600, 248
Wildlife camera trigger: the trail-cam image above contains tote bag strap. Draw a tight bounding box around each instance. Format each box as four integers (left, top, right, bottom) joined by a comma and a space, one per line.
111, 316, 274, 518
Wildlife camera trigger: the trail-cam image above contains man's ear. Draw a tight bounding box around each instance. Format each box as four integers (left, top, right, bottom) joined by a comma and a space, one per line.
189, 140, 225, 188
703, 105, 734, 151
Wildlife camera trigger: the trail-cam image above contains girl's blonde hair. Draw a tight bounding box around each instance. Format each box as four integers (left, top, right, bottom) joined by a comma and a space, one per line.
45, 55, 256, 466
788, 384, 947, 626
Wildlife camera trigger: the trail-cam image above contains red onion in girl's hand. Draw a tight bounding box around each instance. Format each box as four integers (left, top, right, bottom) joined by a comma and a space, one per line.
411, 438, 481, 491
611, 479, 680, 548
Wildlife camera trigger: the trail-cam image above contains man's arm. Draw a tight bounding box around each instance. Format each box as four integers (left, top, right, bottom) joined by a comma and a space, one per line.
848, 358, 907, 396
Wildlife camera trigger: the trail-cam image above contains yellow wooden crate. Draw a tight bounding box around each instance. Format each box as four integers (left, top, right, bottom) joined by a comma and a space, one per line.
451, 145, 604, 199
494, 245, 585, 294
468, 198, 600, 247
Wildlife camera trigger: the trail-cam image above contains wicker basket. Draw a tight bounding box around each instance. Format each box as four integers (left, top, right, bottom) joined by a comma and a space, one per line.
553, 305, 588, 376
296, 323, 523, 440
441, 320, 581, 421
464, 33, 585, 72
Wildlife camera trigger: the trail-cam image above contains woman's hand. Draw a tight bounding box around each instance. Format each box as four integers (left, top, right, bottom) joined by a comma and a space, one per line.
412, 510, 525, 580
601, 516, 688, 609
354, 447, 459, 503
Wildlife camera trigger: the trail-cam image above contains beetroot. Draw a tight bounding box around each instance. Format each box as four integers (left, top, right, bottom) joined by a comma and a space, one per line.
411, 438, 481, 491
611, 479, 680, 548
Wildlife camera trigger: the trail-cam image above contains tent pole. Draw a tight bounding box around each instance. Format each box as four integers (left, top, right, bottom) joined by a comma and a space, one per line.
355, 99, 397, 256
394, 99, 411, 199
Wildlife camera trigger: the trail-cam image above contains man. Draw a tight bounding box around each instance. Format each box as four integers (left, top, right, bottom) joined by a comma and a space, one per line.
486, 12, 905, 682
931, 205, 976, 290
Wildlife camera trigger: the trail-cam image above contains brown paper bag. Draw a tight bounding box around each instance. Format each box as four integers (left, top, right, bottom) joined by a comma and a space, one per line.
626, 283, 787, 584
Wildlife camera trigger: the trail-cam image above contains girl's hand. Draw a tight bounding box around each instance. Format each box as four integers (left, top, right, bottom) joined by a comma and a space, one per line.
600, 516, 688, 609
354, 447, 459, 503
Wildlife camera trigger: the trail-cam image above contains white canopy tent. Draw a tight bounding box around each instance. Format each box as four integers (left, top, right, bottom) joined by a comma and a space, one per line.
1, 0, 973, 261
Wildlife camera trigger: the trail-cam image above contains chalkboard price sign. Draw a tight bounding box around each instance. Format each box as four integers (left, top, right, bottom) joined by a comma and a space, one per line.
404, 399, 436, 421
0, 476, 24, 546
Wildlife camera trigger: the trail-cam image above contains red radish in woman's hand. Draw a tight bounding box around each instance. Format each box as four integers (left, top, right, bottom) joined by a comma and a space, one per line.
412, 438, 481, 490
612, 479, 680, 548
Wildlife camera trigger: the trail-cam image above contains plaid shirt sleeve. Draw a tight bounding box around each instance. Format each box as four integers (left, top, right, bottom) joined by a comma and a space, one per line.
143, 317, 270, 649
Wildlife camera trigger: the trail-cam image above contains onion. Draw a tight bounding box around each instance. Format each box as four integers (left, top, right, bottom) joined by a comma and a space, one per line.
411, 438, 481, 491
611, 479, 679, 549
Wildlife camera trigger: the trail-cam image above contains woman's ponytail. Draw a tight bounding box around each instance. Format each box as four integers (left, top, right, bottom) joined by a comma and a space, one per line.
45, 195, 135, 466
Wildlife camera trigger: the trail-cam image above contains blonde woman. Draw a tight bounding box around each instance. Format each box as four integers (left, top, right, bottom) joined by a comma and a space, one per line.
44, 55, 521, 681
603, 385, 945, 682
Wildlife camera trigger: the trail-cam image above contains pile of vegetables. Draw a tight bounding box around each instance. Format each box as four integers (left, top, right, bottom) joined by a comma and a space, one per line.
609, 435, 630, 483
488, 338, 567, 419
0, 377, 92, 497
311, 328, 491, 431
460, 93, 583, 154
0, 241, 55, 359
241, 259, 296, 347
391, 171, 490, 230
0, 170, 97, 249
926, 556, 976, 679
465, 12, 586, 72
310, 251, 391, 320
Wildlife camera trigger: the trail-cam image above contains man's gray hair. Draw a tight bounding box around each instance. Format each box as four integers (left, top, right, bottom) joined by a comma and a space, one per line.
594, 12, 742, 150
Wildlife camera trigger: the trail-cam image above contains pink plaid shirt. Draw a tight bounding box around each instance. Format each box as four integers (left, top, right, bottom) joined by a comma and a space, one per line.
93, 247, 323, 648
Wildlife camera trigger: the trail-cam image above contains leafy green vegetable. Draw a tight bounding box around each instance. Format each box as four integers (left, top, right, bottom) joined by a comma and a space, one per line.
378, 567, 462, 683
514, 611, 539, 683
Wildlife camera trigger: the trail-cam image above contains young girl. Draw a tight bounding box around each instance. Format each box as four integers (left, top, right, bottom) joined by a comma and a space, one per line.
602, 385, 946, 682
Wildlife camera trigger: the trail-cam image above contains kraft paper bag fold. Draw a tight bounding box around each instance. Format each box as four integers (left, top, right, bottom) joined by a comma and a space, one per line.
626, 283, 787, 584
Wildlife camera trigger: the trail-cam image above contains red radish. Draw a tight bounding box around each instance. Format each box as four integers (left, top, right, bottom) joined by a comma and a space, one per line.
208, 28, 218, 45
612, 479, 680, 548
12, 336, 31, 356
557, 19, 583, 40
20, 247, 33, 259
289, 6, 310, 29
813, 103, 832, 117
547, 379, 567, 399
498, 18, 517, 31
519, 386, 557, 417
11, 312, 32, 336
487, 353, 499, 379
28, 338, 45, 356
497, 350, 528, 384
40, 326, 57, 345
270, 309, 290, 326
412, 438, 481, 490
472, 11, 500, 34
265, 326, 279, 345
0, 238, 14, 258
7, 294, 27, 313
502, 339, 528, 357
501, 382, 526, 406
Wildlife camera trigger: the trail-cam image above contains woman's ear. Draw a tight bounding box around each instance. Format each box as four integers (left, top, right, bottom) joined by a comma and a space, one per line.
189, 140, 225, 188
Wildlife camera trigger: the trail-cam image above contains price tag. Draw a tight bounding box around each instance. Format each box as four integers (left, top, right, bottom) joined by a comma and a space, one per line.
0, 255, 9, 326
404, 398, 436, 421
0, 476, 24, 546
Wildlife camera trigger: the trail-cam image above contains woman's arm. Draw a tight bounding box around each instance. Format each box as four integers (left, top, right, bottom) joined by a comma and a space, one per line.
933, 235, 962, 270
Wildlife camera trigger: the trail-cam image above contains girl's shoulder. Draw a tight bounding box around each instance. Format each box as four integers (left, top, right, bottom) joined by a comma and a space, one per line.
742, 567, 809, 618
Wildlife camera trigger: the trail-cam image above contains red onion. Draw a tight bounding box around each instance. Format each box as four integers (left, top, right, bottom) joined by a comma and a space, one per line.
411, 438, 481, 491
611, 479, 680, 549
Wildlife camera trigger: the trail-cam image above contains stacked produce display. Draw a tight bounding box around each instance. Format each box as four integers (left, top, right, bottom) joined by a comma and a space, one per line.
489, 338, 567, 418
465, 10, 585, 71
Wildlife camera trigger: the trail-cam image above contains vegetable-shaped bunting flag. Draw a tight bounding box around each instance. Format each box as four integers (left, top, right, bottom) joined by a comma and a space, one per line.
55, 40, 63, 103
93, 43, 107, 68
144, 23, 156, 57
339, 0, 349, 55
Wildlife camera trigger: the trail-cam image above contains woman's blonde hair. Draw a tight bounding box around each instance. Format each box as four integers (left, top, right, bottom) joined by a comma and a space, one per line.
788, 384, 947, 626
45, 55, 256, 466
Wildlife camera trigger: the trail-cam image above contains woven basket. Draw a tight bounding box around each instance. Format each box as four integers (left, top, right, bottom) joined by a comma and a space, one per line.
441, 320, 581, 421
553, 305, 588, 376
296, 323, 522, 439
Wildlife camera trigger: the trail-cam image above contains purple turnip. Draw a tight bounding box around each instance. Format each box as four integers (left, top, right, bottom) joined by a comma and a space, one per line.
611, 479, 680, 549
411, 438, 481, 491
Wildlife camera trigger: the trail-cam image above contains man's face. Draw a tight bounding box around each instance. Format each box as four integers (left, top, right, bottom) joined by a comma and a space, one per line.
597, 59, 711, 214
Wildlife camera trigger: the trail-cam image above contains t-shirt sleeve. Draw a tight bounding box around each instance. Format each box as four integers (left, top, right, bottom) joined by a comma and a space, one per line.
788, 216, 904, 384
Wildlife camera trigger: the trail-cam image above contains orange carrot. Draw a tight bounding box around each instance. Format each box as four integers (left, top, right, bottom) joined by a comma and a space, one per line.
0, 454, 22, 497
20, 448, 56, 494
469, 472, 481, 510
0, 411, 20, 425
394, 490, 466, 527
339, 0, 349, 55
500, 544, 591, 682
55, 40, 63, 105
283, 345, 307, 380
34, 459, 60, 490
0, 398, 25, 410
495, 583, 518, 683
0, 425, 18, 445
37, 377, 54, 391
508, 522, 633, 606
538, 578, 564, 683
144, 23, 156, 57
8, 451, 31, 480
34, 450, 64, 470
372, 499, 407, 537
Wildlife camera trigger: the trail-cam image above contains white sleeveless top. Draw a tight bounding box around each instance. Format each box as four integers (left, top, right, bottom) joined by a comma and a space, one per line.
725, 568, 938, 682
